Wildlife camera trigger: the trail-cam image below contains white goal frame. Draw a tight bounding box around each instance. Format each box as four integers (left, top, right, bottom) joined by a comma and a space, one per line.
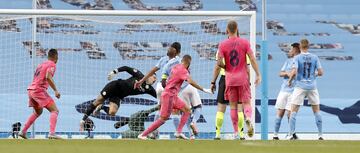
0, 9, 256, 139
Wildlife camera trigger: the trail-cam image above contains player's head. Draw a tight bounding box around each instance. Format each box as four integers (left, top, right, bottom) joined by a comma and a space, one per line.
48, 48, 58, 63
300, 39, 309, 52
171, 42, 181, 55
146, 74, 157, 85
288, 43, 300, 58
181, 54, 192, 69
226, 20, 238, 35
167, 47, 177, 58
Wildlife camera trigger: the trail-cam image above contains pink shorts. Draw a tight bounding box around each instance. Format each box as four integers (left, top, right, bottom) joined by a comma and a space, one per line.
160, 92, 186, 118
225, 85, 251, 103
28, 90, 54, 108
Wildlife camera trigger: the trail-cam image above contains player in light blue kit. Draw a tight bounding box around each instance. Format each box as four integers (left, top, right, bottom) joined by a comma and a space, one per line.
162, 56, 204, 139
288, 39, 324, 140
273, 43, 300, 140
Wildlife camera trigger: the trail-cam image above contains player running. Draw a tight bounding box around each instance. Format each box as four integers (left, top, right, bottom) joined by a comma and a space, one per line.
273, 43, 300, 140
19, 49, 61, 139
79, 66, 157, 131
161, 56, 203, 139
288, 39, 324, 140
217, 20, 261, 139
138, 55, 213, 140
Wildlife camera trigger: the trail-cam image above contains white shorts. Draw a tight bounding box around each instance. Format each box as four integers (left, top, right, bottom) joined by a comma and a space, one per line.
291, 87, 320, 106
275, 91, 292, 110
179, 85, 202, 108
155, 82, 164, 104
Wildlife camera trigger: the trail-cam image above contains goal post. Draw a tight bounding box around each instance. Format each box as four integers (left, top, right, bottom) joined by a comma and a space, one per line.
0, 9, 256, 139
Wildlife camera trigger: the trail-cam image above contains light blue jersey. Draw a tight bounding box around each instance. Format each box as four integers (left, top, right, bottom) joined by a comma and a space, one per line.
293, 52, 322, 90
280, 58, 295, 93
154, 56, 170, 79
161, 56, 188, 89
162, 56, 181, 79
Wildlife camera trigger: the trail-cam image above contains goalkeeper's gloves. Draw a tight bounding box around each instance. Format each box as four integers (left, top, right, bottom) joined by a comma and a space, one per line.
203, 88, 213, 94
108, 69, 118, 80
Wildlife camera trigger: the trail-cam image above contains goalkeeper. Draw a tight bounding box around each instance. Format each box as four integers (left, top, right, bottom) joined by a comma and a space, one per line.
79, 66, 157, 130
114, 105, 160, 139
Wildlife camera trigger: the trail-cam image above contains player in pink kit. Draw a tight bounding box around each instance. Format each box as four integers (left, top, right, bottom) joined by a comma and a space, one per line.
217, 20, 261, 139
138, 55, 212, 140
19, 49, 62, 139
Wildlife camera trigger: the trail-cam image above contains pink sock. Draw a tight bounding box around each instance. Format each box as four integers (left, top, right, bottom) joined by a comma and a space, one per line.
142, 119, 165, 136
230, 109, 238, 133
22, 113, 39, 133
49, 111, 58, 135
244, 104, 252, 119
177, 111, 190, 133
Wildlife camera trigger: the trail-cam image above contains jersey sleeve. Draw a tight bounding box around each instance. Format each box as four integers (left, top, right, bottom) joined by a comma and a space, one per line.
292, 56, 299, 69
46, 65, 56, 77
146, 86, 157, 99
280, 60, 287, 71
245, 40, 254, 56
218, 43, 225, 58
161, 62, 171, 79
116, 66, 144, 79
155, 56, 166, 68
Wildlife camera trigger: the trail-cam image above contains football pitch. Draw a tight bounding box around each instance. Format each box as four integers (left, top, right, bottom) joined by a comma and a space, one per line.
1, 140, 360, 153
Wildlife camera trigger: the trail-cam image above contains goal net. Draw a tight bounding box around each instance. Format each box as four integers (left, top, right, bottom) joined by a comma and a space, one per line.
0, 10, 256, 139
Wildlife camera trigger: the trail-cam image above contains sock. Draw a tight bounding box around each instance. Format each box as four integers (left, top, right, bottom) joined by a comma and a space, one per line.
177, 111, 190, 133
274, 116, 282, 136
22, 113, 39, 133
192, 107, 202, 123
314, 112, 323, 137
230, 109, 239, 133
141, 119, 165, 137
238, 112, 244, 133
82, 103, 96, 121
215, 111, 224, 137
244, 103, 252, 119
173, 115, 180, 131
102, 105, 110, 114
49, 111, 58, 135
289, 112, 297, 135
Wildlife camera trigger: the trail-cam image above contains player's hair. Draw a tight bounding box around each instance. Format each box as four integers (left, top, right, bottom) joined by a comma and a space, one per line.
291, 43, 300, 50
182, 54, 192, 63
227, 20, 238, 34
48, 48, 58, 58
171, 42, 181, 54
300, 39, 309, 49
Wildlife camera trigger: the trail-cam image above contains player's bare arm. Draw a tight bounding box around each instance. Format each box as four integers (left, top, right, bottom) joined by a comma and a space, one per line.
187, 76, 213, 94
217, 56, 226, 69
46, 71, 60, 99
210, 64, 221, 92
287, 68, 297, 86
247, 52, 261, 86
134, 67, 159, 89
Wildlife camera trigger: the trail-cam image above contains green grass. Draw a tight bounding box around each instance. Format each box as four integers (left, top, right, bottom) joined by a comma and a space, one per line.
1, 140, 360, 153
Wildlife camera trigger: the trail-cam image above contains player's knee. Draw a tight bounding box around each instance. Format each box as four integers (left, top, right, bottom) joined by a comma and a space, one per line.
35, 109, 43, 116
160, 115, 170, 121
109, 111, 116, 116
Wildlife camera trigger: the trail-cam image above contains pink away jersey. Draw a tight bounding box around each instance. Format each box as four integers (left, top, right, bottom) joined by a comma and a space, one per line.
28, 60, 56, 92
163, 64, 189, 95
218, 37, 253, 87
